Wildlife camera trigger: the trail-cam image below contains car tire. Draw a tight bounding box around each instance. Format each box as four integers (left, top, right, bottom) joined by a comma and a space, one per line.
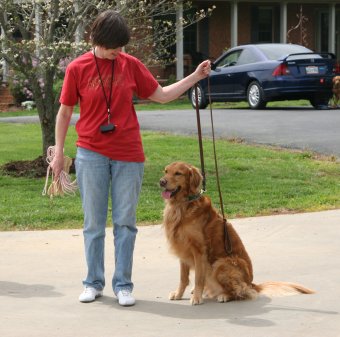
247, 81, 267, 109
190, 84, 208, 109
310, 96, 330, 109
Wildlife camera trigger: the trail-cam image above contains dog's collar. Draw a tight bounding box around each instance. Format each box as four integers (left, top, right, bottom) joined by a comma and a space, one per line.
187, 191, 203, 202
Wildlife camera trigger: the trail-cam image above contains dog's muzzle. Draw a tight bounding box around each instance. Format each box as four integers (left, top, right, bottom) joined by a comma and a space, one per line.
159, 178, 181, 199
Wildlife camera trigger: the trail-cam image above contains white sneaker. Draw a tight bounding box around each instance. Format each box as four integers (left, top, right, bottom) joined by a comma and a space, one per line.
79, 286, 103, 303
116, 289, 135, 306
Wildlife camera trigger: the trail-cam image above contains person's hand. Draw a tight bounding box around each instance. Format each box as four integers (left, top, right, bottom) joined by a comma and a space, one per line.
194, 60, 211, 81
50, 152, 64, 180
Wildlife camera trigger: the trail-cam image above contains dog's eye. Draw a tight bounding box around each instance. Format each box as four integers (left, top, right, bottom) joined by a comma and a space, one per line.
175, 171, 182, 176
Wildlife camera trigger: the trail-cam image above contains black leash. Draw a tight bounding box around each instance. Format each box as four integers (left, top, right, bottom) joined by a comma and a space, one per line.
194, 80, 233, 255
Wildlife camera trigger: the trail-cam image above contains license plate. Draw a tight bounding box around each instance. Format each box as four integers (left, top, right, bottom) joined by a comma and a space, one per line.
306, 66, 319, 74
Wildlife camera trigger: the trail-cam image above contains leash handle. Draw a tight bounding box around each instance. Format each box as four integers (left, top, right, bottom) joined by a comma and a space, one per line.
207, 78, 233, 255
194, 83, 206, 192
207, 78, 225, 217
193, 80, 232, 255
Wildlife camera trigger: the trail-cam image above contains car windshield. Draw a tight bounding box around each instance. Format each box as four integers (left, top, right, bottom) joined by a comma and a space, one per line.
257, 44, 316, 60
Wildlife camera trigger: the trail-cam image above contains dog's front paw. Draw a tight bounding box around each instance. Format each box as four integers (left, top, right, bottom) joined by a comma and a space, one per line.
169, 291, 183, 300
190, 294, 204, 305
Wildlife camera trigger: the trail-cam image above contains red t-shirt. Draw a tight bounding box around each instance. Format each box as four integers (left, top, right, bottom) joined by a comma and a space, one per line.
59, 51, 159, 162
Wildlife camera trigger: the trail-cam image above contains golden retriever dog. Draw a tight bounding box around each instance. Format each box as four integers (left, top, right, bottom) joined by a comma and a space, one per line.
159, 161, 314, 305
332, 76, 340, 107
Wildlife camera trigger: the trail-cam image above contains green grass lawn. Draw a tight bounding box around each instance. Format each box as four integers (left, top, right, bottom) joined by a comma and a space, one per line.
134, 97, 312, 110
0, 122, 339, 231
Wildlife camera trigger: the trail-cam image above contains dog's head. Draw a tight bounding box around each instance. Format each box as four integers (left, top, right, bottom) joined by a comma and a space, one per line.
159, 162, 203, 201
333, 76, 340, 88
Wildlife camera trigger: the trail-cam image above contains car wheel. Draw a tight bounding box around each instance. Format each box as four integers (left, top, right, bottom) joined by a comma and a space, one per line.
190, 85, 208, 109
247, 81, 266, 109
310, 96, 330, 109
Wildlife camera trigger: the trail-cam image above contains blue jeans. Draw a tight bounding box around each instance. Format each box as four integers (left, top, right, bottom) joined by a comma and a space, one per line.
75, 147, 144, 294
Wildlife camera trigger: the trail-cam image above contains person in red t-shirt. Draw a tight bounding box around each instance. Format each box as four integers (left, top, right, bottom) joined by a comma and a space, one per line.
51, 10, 210, 306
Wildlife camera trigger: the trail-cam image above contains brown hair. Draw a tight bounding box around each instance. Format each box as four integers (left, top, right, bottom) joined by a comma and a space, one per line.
90, 10, 130, 49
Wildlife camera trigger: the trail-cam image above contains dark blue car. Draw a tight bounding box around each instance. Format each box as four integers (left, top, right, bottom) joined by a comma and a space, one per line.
189, 43, 337, 109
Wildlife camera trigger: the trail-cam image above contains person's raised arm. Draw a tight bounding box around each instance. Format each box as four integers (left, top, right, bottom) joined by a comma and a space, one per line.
148, 60, 211, 103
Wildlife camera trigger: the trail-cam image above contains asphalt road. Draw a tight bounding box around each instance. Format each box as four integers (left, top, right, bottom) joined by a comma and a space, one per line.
137, 107, 340, 158
1, 106, 339, 158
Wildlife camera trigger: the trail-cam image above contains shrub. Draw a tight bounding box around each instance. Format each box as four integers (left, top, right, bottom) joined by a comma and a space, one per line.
8, 71, 65, 105
8, 72, 33, 104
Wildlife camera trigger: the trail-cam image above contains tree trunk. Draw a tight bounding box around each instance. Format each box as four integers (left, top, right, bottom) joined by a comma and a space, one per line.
33, 70, 59, 157
39, 103, 58, 157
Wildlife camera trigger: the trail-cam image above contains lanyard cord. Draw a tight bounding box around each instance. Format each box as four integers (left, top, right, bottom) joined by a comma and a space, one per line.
93, 48, 115, 124
194, 80, 233, 255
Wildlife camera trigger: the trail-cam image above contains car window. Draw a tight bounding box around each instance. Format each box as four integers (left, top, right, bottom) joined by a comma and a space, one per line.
257, 44, 313, 60
216, 50, 242, 67
237, 49, 260, 65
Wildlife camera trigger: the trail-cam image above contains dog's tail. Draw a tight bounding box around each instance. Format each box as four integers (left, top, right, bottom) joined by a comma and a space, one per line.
253, 281, 315, 297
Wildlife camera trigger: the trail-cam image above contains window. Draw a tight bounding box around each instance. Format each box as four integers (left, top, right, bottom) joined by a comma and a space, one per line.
216, 50, 242, 67
237, 49, 260, 65
251, 6, 280, 43
258, 8, 273, 42
257, 44, 312, 60
317, 11, 329, 53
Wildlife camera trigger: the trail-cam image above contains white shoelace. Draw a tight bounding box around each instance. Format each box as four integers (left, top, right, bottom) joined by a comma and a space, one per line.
120, 289, 131, 296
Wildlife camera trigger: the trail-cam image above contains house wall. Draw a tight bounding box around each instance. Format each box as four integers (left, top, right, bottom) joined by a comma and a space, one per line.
237, 3, 252, 45
286, 3, 323, 50
206, 2, 230, 60
204, 1, 331, 58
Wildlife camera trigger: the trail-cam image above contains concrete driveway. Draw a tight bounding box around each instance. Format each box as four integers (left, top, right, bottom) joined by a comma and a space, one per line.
1, 210, 340, 337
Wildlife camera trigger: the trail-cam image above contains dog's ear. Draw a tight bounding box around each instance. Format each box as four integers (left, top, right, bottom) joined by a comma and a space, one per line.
189, 166, 203, 194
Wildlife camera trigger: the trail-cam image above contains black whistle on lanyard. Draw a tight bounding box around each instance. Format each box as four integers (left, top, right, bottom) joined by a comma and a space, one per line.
100, 123, 116, 133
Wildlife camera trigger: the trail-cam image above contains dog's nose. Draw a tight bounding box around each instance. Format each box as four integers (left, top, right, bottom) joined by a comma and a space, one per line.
159, 178, 167, 187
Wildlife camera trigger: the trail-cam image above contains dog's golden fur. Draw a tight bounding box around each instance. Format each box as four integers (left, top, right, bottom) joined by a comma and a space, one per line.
160, 161, 314, 305
332, 76, 340, 107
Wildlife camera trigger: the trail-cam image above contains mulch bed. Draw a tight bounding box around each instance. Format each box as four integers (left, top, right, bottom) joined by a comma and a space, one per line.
2, 156, 49, 178
2, 156, 76, 178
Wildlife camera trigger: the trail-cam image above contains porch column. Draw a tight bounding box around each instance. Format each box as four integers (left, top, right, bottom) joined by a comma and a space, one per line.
176, 1, 184, 80
230, 1, 238, 47
280, 2, 287, 43
329, 3, 336, 54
